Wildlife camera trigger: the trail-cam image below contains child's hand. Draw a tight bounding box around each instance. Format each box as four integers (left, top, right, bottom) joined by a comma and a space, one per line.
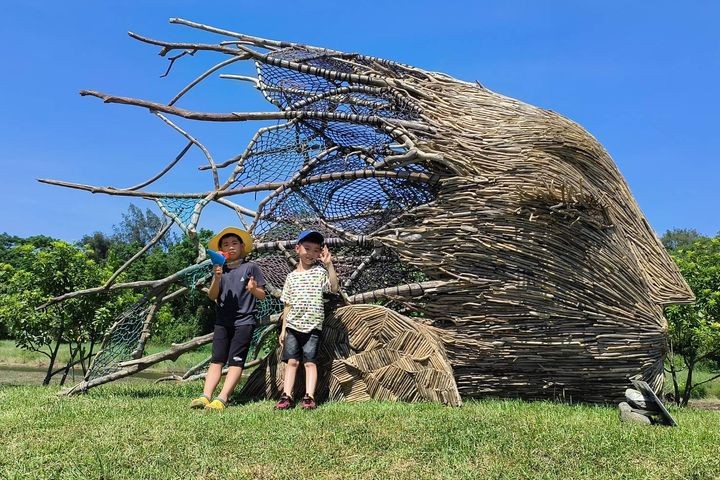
246, 275, 257, 292
279, 329, 286, 345
213, 264, 223, 278
320, 245, 333, 266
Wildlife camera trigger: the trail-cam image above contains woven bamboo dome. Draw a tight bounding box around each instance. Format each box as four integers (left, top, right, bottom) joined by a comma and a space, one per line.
238, 39, 694, 403
43, 21, 694, 403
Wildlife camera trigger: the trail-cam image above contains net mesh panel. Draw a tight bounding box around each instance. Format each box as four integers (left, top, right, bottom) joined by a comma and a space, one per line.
234, 122, 328, 188
86, 302, 150, 380
253, 254, 294, 290
258, 47, 351, 108
247, 323, 279, 361
253, 294, 284, 323
183, 261, 213, 290
258, 47, 420, 120
155, 197, 204, 232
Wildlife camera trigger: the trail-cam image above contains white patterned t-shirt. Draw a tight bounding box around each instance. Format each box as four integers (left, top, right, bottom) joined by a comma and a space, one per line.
281, 264, 331, 333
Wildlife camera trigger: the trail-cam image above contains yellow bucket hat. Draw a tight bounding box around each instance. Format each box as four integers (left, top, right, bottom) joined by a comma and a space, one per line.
208, 227, 253, 255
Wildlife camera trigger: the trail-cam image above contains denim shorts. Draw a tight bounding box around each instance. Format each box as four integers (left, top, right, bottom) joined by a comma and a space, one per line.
282, 328, 321, 363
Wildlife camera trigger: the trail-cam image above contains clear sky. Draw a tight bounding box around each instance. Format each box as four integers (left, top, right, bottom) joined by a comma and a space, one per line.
2, 1, 718, 242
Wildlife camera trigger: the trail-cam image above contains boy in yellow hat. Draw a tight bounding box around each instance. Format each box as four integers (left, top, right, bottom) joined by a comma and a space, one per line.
190, 227, 266, 410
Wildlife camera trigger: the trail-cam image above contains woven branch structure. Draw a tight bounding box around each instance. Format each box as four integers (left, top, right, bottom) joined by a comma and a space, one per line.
45, 20, 693, 404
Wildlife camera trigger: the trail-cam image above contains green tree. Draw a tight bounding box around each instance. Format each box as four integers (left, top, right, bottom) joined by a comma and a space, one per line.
0, 240, 132, 385
661, 228, 705, 251
77, 231, 114, 262
112, 203, 178, 249
665, 235, 720, 406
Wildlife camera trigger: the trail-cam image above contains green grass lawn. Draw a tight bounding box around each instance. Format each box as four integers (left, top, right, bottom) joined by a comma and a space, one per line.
1, 383, 718, 480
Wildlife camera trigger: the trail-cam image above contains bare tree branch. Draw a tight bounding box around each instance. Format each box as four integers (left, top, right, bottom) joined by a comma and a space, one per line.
78, 90, 433, 132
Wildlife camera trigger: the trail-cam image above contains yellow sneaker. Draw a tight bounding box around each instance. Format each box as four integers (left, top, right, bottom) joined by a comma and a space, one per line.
204, 399, 227, 411
190, 396, 210, 409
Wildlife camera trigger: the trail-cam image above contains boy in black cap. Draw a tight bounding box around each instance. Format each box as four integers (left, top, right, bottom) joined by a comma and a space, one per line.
275, 230, 339, 410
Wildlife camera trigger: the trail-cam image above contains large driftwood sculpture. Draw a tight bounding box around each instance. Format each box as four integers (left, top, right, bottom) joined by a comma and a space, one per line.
41, 19, 693, 403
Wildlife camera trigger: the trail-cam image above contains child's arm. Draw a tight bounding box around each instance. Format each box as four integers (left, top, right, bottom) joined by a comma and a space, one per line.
321, 246, 340, 293
207, 264, 223, 301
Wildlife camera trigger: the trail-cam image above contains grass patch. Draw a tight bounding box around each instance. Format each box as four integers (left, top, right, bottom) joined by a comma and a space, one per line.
0, 383, 719, 479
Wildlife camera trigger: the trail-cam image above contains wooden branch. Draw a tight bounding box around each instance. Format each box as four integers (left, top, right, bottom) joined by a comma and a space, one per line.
122, 141, 193, 191
254, 236, 377, 252
218, 74, 260, 86
236, 44, 389, 89
40, 259, 211, 308
154, 113, 219, 189
78, 90, 433, 132
168, 55, 245, 106
346, 280, 451, 304
102, 221, 173, 289
39, 169, 436, 201
62, 332, 215, 395
214, 198, 256, 227
160, 50, 195, 77
127, 31, 243, 56
169, 18, 321, 51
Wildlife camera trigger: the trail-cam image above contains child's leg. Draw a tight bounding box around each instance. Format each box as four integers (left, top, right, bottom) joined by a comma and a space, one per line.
283, 359, 300, 396
281, 328, 303, 397
304, 362, 317, 398
217, 324, 255, 402
302, 329, 322, 398
203, 362, 224, 398
217, 366, 243, 402
202, 324, 232, 398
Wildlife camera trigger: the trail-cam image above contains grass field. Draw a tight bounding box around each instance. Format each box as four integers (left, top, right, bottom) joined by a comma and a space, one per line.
1, 382, 719, 480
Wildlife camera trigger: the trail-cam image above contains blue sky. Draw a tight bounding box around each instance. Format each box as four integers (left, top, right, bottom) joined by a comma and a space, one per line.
2, 1, 718, 242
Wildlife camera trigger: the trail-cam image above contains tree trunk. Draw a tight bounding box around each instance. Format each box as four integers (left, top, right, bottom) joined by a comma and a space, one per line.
667, 346, 682, 406
42, 336, 63, 386
59, 345, 79, 386
681, 362, 695, 407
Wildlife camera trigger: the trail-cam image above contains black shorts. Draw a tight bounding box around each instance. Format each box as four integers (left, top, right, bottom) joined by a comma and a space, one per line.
282, 328, 321, 364
211, 324, 255, 367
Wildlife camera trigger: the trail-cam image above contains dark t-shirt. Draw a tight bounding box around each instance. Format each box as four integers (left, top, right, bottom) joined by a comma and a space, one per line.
216, 261, 266, 327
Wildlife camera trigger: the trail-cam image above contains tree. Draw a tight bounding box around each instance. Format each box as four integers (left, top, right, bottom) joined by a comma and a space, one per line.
661, 228, 705, 251
665, 236, 720, 406
0, 239, 133, 385
77, 231, 114, 262
112, 203, 177, 249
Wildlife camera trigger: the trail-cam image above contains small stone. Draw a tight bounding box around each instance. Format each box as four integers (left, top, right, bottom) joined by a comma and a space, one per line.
625, 388, 657, 410
619, 402, 652, 425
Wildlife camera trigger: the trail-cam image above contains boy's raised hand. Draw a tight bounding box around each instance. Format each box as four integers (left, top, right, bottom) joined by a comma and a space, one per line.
320, 245, 333, 266
213, 264, 223, 278
246, 275, 257, 292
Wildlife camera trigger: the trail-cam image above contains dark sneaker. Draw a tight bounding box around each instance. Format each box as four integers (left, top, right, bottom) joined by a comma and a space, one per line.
275, 393, 294, 410
301, 394, 316, 410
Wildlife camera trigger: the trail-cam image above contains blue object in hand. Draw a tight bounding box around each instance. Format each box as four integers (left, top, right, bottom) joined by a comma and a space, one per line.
208, 249, 229, 266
